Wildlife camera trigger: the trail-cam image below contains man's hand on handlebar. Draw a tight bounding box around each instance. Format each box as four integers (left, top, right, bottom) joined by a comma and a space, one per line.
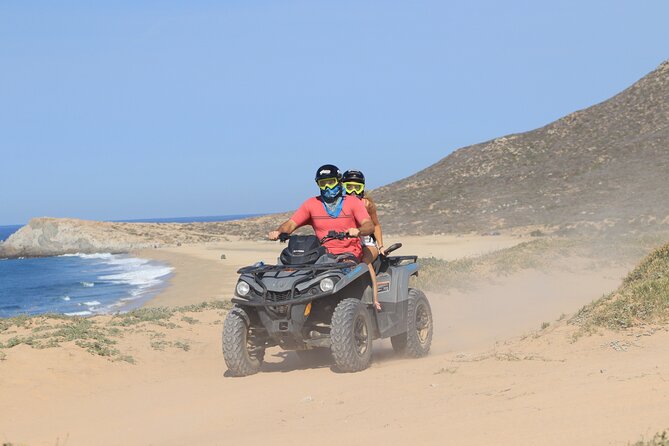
268, 231, 290, 242
347, 227, 360, 237
320, 230, 350, 243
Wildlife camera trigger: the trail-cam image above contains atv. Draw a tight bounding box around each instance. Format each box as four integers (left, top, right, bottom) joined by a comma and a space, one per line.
222, 231, 433, 376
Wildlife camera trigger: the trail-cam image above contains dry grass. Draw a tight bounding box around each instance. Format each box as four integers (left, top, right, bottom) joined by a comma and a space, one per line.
572, 242, 669, 332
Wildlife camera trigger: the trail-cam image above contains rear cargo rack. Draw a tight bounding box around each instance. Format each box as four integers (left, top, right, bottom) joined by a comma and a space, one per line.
387, 255, 418, 266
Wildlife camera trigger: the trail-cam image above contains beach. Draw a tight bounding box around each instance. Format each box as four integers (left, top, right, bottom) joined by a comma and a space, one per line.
3, 233, 668, 445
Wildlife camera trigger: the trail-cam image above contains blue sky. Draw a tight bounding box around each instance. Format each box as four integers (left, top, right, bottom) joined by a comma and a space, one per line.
1, 1, 668, 225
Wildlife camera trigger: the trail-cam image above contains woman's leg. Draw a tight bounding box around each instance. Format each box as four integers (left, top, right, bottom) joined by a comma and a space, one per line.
362, 246, 381, 311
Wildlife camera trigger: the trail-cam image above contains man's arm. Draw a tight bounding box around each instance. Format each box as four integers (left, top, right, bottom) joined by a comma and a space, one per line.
268, 219, 298, 240
269, 198, 312, 240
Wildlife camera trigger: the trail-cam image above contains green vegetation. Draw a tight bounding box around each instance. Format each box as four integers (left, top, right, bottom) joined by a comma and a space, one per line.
181, 316, 198, 325
110, 307, 176, 327
572, 242, 669, 331
0, 299, 232, 362
631, 430, 669, 446
150, 338, 190, 352
0, 316, 130, 361
173, 340, 190, 351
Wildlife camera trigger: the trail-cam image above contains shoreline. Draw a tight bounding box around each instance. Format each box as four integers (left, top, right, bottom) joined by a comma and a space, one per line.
135, 237, 284, 308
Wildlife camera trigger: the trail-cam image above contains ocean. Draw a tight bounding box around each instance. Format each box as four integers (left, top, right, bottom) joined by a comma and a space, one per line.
0, 214, 258, 318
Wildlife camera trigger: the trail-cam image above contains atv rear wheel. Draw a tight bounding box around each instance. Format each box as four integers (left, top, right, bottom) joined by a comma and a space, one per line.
390, 288, 433, 358
330, 298, 373, 372
222, 306, 265, 377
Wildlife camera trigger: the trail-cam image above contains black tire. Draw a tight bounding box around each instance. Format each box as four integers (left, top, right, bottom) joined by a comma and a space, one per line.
391, 289, 433, 358
330, 298, 373, 372
390, 331, 407, 354
222, 306, 265, 377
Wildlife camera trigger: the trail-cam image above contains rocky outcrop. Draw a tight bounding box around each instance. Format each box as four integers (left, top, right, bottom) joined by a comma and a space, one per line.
0, 218, 167, 258
0, 215, 290, 259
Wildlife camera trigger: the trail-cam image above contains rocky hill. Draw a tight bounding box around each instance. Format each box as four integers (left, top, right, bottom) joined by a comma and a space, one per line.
372, 60, 669, 234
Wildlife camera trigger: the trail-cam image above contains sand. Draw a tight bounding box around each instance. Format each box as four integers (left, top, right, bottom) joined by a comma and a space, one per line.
1, 234, 667, 445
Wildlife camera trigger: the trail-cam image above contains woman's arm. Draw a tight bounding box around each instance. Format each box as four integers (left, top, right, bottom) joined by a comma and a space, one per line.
365, 198, 384, 250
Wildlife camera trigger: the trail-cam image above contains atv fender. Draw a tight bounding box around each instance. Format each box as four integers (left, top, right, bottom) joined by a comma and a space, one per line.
375, 262, 418, 338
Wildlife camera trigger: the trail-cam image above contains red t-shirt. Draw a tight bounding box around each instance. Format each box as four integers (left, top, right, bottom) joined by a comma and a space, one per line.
290, 196, 371, 260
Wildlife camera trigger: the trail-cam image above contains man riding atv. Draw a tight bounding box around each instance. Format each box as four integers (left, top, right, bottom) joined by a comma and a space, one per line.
223, 164, 433, 376
268, 164, 375, 261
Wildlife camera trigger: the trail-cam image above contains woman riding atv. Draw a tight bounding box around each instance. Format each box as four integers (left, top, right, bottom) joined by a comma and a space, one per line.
342, 169, 384, 311
268, 164, 374, 262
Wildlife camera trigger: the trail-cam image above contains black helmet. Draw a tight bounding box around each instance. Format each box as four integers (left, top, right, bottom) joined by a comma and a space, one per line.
315, 164, 342, 182
342, 169, 365, 184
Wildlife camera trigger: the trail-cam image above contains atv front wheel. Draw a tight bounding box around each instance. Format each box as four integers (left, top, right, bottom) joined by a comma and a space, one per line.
331, 298, 373, 372
391, 288, 433, 358
222, 306, 265, 377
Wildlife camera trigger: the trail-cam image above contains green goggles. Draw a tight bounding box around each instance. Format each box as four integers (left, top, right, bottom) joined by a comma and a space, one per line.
343, 182, 364, 194
317, 177, 339, 190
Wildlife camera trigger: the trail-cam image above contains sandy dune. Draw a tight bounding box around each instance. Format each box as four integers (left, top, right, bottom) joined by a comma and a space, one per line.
1, 235, 666, 445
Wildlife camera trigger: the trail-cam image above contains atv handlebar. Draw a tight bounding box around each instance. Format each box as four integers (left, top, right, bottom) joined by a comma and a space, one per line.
319, 230, 353, 244
276, 231, 352, 244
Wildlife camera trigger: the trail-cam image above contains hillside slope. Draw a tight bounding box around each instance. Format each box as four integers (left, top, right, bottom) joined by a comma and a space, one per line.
373, 60, 669, 234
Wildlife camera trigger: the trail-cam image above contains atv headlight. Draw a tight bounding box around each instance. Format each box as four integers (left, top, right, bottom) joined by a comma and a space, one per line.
319, 278, 335, 292
236, 281, 251, 297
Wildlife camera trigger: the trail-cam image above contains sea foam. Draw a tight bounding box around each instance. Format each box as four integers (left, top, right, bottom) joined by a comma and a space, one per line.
60, 253, 115, 260
99, 262, 172, 288
65, 310, 92, 316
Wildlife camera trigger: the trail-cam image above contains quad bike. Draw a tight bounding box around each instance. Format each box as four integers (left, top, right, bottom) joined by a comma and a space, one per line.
222, 231, 433, 376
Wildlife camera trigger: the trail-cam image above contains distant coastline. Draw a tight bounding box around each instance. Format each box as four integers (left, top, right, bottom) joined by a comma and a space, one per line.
112, 213, 264, 224
0, 214, 264, 244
